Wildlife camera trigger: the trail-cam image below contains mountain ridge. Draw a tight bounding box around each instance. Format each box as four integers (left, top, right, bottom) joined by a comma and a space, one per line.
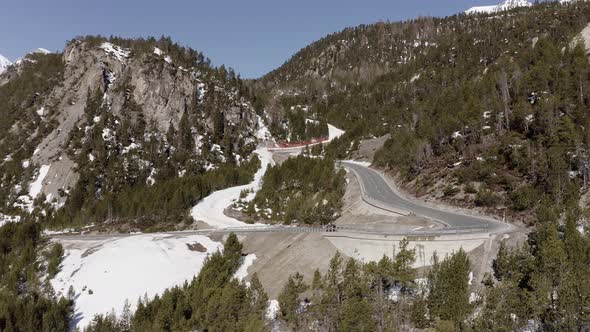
0, 36, 267, 226
465, 0, 532, 14
0, 54, 11, 75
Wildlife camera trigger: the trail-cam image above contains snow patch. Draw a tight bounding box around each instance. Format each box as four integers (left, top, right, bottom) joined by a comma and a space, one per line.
191, 148, 274, 228
100, 42, 130, 62
266, 300, 280, 320
51, 234, 223, 330
234, 254, 256, 281
466, 0, 531, 14
342, 160, 372, 167
0, 214, 21, 228
121, 142, 140, 154
33, 48, 51, 55
0, 54, 12, 74
328, 124, 345, 141
29, 165, 50, 199
255, 115, 273, 141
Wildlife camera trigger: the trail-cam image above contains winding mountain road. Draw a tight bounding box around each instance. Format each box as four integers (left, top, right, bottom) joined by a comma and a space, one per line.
340, 161, 510, 234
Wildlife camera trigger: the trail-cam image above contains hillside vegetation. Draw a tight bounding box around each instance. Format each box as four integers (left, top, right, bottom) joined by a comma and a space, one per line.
0, 35, 270, 230
240, 156, 345, 225
258, 1, 590, 223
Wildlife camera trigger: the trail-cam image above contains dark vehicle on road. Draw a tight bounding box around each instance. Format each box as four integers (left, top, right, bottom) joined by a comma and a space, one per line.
324, 223, 337, 232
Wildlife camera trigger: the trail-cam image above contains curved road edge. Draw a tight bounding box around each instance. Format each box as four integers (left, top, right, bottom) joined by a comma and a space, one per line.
339, 161, 513, 235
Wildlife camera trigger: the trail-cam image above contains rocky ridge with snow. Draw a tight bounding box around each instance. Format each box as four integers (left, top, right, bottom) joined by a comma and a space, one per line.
0, 54, 11, 75
465, 0, 532, 14
1, 38, 268, 215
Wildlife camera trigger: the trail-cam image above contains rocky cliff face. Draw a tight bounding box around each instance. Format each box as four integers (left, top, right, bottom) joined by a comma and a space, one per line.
1, 38, 266, 216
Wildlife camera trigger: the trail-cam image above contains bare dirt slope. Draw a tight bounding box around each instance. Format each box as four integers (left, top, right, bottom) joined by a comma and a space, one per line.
348, 134, 390, 162
241, 232, 338, 299
230, 159, 439, 298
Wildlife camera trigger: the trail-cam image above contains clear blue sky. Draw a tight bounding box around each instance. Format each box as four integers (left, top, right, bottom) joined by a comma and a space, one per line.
1, 0, 504, 78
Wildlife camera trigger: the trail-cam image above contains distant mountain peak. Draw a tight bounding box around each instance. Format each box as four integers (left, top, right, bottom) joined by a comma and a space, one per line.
32, 48, 51, 54
465, 0, 532, 14
0, 54, 11, 75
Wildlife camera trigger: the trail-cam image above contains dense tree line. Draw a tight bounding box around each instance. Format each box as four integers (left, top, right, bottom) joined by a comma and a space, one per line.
265, 95, 329, 142
7, 210, 584, 331
47, 127, 260, 229
0, 52, 64, 216
475, 207, 590, 331
0, 221, 73, 331
244, 156, 345, 225
277, 240, 474, 331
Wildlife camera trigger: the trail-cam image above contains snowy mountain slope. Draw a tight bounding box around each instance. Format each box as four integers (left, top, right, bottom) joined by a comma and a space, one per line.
0, 37, 268, 220
0, 54, 11, 74
465, 0, 532, 14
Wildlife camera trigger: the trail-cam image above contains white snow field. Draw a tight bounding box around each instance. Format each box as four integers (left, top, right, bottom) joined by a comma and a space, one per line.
51, 234, 223, 329
465, 0, 531, 14
327, 123, 345, 142
191, 148, 275, 228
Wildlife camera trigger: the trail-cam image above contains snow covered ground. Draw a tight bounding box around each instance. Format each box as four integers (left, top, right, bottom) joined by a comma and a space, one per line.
234, 254, 257, 282
191, 148, 275, 228
341, 160, 371, 167
465, 0, 531, 14
327, 123, 345, 142
51, 234, 223, 330
29, 164, 50, 199
100, 42, 130, 62
0, 214, 21, 227
13, 164, 51, 213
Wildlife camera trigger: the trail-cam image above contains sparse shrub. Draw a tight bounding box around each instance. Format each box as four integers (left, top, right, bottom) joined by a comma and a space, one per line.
475, 187, 500, 207
46, 242, 64, 278
464, 182, 477, 194
509, 185, 538, 211
443, 186, 460, 197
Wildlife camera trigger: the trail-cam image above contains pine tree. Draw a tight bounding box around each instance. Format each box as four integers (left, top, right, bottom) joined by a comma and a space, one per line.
118, 299, 131, 332
393, 238, 417, 290
278, 272, 308, 327
178, 111, 194, 153
427, 249, 471, 326
249, 273, 269, 315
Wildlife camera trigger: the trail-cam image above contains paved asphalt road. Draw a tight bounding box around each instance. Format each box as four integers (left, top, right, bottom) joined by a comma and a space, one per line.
340, 161, 510, 234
